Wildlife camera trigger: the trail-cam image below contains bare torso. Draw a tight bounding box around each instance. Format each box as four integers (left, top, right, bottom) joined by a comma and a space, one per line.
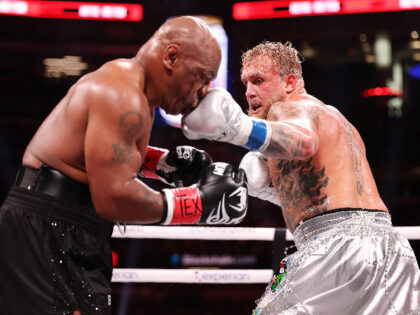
22, 58, 153, 185
19, 15, 221, 223
268, 95, 388, 233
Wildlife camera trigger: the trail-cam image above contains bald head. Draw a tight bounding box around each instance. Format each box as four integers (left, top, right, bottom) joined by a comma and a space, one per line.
155, 16, 211, 43
153, 16, 221, 75
137, 16, 221, 114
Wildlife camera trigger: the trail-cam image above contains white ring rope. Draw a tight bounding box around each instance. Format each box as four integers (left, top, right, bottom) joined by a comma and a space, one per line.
111, 225, 420, 241
112, 268, 273, 284
112, 225, 294, 241
111, 225, 420, 284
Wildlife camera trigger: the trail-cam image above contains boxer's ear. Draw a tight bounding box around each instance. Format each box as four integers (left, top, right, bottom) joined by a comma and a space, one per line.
284, 74, 297, 93
163, 44, 180, 71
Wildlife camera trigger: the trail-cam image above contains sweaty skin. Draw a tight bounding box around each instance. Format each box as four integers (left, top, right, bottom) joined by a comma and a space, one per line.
241, 55, 387, 233
22, 16, 221, 223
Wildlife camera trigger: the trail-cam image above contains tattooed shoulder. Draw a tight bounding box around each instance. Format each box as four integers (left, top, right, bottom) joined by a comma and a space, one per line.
268, 102, 301, 121
111, 111, 144, 165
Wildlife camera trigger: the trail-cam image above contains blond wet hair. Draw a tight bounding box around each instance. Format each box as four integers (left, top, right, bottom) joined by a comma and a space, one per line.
241, 41, 303, 78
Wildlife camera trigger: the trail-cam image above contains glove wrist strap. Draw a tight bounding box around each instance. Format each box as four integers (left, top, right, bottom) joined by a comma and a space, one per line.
140, 146, 168, 179
161, 188, 202, 225
239, 116, 272, 152
161, 189, 174, 225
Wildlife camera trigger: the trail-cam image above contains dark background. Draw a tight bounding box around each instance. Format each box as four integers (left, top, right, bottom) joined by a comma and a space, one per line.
0, 0, 419, 314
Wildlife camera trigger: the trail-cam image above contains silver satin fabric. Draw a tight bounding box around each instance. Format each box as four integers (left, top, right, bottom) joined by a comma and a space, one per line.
253, 210, 420, 315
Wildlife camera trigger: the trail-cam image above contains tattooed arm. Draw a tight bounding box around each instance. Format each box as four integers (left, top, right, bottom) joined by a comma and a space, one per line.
84, 83, 165, 223
264, 101, 319, 160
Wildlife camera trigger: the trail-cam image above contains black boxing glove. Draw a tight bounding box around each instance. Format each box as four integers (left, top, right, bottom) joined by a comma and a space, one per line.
161, 162, 248, 225
138, 146, 212, 187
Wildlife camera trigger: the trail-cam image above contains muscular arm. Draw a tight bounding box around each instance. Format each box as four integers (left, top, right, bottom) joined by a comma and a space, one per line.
84, 85, 165, 223
181, 88, 318, 160
263, 102, 319, 160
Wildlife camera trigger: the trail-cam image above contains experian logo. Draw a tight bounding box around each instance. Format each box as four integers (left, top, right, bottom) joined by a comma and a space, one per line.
194, 270, 251, 283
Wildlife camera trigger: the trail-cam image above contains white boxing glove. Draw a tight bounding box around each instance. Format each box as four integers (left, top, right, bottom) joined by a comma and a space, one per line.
239, 151, 281, 207
182, 88, 272, 152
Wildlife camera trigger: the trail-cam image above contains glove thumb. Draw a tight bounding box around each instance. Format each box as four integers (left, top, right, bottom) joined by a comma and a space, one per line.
234, 168, 247, 185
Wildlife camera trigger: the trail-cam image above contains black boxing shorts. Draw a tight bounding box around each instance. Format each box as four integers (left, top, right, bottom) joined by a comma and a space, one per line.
0, 165, 114, 315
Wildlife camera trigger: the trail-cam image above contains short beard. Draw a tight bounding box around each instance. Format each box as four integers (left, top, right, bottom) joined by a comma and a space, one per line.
248, 98, 279, 120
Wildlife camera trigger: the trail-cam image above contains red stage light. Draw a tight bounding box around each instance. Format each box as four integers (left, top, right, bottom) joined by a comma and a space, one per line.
233, 0, 420, 20
361, 87, 403, 98
0, 0, 143, 21
112, 251, 119, 267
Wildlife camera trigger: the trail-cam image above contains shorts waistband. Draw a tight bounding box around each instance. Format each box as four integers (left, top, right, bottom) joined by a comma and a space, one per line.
293, 209, 392, 249
7, 165, 114, 239
15, 164, 93, 207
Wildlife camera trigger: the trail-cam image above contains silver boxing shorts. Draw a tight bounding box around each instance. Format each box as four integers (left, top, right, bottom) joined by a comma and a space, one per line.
253, 209, 420, 315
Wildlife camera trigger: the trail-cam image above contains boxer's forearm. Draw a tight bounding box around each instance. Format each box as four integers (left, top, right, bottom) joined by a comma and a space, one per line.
182, 88, 318, 158
92, 177, 166, 223
93, 162, 249, 226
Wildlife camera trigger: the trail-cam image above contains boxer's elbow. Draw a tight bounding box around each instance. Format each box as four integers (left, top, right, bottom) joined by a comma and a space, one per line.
92, 192, 122, 221
90, 181, 129, 221
298, 133, 318, 160
271, 131, 318, 160
268, 121, 318, 160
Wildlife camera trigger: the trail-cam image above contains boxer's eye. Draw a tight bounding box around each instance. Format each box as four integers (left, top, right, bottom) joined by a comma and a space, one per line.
198, 71, 210, 84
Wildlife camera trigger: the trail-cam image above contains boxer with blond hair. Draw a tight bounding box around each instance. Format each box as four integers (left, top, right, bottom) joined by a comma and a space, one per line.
182, 41, 420, 314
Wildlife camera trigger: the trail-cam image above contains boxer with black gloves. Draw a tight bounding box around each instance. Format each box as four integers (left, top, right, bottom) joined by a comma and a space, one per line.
0, 16, 228, 315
